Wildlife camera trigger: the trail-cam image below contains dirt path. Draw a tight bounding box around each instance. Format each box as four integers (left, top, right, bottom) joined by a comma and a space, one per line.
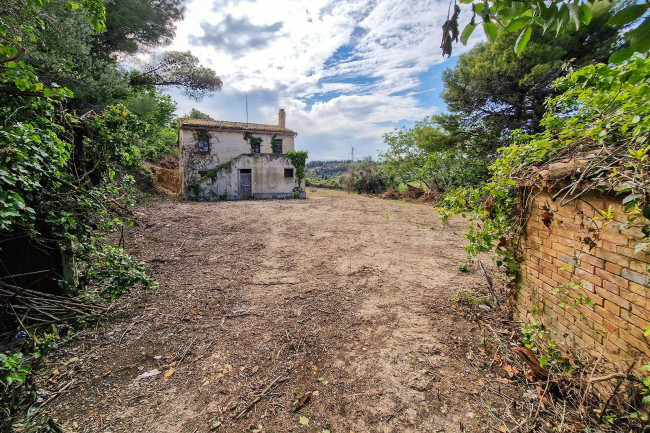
41, 190, 507, 432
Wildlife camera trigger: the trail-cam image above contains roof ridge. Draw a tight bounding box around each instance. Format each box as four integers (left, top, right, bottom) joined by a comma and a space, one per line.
179, 118, 296, 135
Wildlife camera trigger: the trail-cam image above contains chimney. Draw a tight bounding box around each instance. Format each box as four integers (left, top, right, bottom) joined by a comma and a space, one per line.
278, 108, 286, 128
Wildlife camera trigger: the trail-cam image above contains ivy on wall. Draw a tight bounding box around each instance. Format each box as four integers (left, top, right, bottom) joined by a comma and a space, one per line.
192, 129, 211, 152
185, 158, 234, 199
271, 135, 280, 153
243, 132, 262, 152
285, 150, 308, 185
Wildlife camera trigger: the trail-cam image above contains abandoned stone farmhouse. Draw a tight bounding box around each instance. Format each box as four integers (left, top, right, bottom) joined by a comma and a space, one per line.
179, 109, 304, 200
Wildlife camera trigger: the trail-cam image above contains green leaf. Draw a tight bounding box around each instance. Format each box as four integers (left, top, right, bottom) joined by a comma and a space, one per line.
622, 193, 642, 204
627, 18, 650, 53
514, 26, 532, 56
608, 4, 648, 26
507, 261, 519, 271
299, 416, 309, 426
43, 88, 55, 97
609, 47, 635, 65
643, 203, 650, 220
460, 23, 477, 45
505, 17, 529, 32
483, 21, 498, 43
539, 356, 548, 367
578, 3, 592, 25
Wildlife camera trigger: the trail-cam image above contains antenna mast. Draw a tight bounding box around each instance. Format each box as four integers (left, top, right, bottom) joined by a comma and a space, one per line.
350, 146, 355, 162
245, 94, 249, 125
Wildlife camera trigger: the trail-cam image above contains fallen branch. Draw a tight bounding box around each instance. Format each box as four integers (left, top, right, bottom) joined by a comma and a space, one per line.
226, 310, 263, 318
478, 261, 499, 307
40, 379, 76, 408
386, 404, 406, 422
511, 346, 548, 380
588, 372, 626, 383
292, 391, 312, 412
234, 376, 288, 420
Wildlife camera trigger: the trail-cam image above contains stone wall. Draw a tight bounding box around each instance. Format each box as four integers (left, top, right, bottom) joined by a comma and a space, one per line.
517, 188, 650, 370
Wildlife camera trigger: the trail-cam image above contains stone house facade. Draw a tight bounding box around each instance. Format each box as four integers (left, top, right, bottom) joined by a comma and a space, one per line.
179, 109, 304, 200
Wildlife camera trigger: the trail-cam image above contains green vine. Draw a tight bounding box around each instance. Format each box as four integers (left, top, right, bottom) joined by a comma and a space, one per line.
439, 58, 650, 281
192, 129, 212, 152
271, 135, 280, 153
243, 132, 263, 153
185, 159, 234, 198
285, 150, 308, 185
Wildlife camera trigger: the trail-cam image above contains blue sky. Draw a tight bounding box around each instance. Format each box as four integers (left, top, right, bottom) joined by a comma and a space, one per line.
166, 0, 480, 160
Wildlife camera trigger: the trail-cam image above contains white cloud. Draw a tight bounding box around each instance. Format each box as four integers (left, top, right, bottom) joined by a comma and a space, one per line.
165, 0, 482, 159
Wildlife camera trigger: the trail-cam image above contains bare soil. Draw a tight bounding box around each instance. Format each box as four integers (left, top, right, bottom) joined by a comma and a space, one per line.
38, 189, 516, 432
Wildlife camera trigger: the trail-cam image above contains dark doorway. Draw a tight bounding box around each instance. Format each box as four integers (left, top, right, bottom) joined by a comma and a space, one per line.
239, 169, 252, 197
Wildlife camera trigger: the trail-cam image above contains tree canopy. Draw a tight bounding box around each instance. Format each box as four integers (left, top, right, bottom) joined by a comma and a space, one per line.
442, 0, 649, 64
443, 2, 621, 143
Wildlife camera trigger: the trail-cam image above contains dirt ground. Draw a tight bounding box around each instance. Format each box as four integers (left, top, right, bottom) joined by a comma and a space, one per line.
38, 189, 517, 433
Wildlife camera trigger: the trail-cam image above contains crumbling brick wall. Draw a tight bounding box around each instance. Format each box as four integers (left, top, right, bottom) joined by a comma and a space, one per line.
517, 188, 649, 370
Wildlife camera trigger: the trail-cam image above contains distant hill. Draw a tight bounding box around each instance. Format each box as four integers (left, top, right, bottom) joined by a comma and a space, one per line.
306, 160, 352, 180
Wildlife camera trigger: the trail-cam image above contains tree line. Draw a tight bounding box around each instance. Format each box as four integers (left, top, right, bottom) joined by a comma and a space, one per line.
1, 0, 222, 427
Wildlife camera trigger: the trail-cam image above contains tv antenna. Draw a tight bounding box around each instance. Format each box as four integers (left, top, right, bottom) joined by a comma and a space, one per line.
245, 94, 249, 125
350, 146, 355, 162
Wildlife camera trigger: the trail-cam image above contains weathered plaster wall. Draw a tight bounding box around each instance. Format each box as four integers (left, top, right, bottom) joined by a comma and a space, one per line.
517, 188, 650, 371
183, 153, 302, 200
180, 129, 296, 198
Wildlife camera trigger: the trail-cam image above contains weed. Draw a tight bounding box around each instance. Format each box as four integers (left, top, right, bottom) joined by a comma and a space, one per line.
452, 290, 491, 307
457, 263, 469, 272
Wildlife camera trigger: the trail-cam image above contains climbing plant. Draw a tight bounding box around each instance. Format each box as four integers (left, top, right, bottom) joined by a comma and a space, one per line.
439, 57, 650, 277
271, 135, 280, 153
285, 150, 308, 184
243, 132, 263, 152
184, 158, 234, 199
193, 129, 211, 152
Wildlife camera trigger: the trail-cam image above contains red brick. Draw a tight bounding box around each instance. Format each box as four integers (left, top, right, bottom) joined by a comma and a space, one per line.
604, 339, 621, 354
602, 280, 620, 296
599, 228, 629, 246
604, 262, 622, 274
601, 319, 621, 335
579, 305, 604, 326
618, 245, 649, 261
552, 242, 577, 256
630, 260, 650, 274
594, 248, 629, 268
595, 268, 628, 289
629, 281, 649, 298
602, 300, 621, 317
575, 268, 603, 287
580, 254, 605, 269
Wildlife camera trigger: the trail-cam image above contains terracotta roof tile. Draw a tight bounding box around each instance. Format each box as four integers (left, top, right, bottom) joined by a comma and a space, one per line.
179, 118, 296, 135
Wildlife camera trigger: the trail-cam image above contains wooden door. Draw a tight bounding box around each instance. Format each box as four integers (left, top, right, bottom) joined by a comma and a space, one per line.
239, 170, 252, 197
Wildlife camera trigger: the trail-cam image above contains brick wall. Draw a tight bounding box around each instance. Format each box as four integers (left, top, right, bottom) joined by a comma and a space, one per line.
516, 188, 650, 370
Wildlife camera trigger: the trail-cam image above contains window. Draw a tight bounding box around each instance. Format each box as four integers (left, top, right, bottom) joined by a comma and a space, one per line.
274, 139, 283, 154
284, 168, 294, 178
197, 139, 209, 153
252, 143, 261, 153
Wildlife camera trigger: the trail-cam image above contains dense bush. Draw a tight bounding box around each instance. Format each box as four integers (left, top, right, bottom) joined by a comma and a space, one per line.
343, 157, 395, 194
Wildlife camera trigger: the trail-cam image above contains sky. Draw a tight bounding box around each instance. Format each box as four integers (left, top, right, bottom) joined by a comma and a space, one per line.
165, 0, 482, 160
